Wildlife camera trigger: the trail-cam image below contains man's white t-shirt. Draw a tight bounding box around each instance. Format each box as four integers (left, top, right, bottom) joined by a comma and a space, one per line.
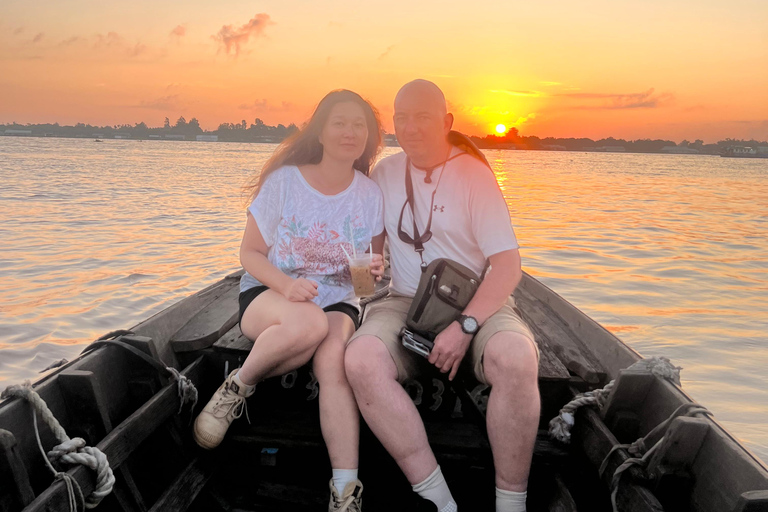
240, 165, 384, 308
371, 149, 519, 297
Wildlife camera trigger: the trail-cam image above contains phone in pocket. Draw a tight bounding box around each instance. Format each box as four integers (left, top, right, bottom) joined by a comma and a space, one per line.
400, 327, 434, 358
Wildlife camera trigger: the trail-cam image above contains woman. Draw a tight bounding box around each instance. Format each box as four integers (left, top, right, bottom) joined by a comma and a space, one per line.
193, 90, 385, 511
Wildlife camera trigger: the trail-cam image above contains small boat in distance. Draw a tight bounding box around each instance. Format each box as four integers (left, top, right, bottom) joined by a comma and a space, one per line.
0, 270, 766, 511
94, 139, 103, 143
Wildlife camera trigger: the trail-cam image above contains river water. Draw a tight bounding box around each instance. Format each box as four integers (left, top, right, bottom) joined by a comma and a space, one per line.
1, 137, 766, 462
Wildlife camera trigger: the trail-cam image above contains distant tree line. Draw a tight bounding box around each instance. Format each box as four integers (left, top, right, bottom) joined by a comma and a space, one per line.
1, 119, 765, 154
471, 127, 767, 155
0, 117, 299, 143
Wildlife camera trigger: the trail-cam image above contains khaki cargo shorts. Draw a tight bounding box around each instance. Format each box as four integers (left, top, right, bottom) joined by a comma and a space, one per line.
348, 293, 537, 385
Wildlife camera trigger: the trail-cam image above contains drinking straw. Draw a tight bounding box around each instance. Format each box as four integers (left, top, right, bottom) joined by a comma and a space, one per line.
340, 243, 352, 261
369, 243, 373, 261
351, 230, 357, 258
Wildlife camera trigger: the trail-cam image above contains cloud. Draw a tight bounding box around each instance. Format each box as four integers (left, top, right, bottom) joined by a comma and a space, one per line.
170, 25, 186, 38
129, 43, 147, 57
558, 88, 674, 109
92, 32, 151, 58
13, 27, 24, 36
378, 45, 394, 61
540, 81, 561, 86
213, 13, 274, 56
490, 89, 542, 98
137, 94, 182, 110
58, 36, 85, 47
238, 99, 293, 112
32, 32, 44, 43
94, 32, 123, 49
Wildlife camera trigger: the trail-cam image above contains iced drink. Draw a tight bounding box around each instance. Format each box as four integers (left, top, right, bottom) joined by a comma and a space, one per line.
348, 256, 374, 297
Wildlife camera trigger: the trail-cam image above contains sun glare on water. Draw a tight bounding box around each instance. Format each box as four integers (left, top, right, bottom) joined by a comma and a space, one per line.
495, 124, 506, 134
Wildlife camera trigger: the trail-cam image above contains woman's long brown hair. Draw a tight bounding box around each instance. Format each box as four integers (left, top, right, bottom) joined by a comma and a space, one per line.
245, 89, 382, 201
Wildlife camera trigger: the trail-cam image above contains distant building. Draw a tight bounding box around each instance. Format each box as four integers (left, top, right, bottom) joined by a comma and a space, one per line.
165, 134, 185, 140
722, 145, 768, 158
196, 135, 218, 142
148, 134, 161, 139
661, 146, 699, 154
4, 129, 32, 136
114, 134, 131, 139
92, 133, 105, 138
542, 144, 567, 151
595, 146, 625, 152
725, 146, 757, 156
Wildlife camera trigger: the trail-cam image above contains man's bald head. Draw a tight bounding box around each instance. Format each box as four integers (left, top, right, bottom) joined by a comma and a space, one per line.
393, 79, 453, 167
395, 80, 447, 117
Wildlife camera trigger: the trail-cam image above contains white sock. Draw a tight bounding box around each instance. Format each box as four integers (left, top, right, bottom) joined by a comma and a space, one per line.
412, 466, 457, 512
232, 371, 256, 395
495, 487, 527, 512
332, 468, 358, 493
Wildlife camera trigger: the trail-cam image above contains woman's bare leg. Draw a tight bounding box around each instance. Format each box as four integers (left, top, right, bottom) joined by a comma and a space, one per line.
239, 290, 329, 385
313, 311, 359, 468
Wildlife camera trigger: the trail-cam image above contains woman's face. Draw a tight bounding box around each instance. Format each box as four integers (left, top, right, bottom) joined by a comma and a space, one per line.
319, 101, 369, 164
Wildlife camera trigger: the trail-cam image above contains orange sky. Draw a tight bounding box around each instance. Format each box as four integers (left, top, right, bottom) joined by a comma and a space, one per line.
1, 0, 767, 142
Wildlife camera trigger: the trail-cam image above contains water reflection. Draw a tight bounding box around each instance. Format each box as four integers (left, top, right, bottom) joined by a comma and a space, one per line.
0, 138, 766, 462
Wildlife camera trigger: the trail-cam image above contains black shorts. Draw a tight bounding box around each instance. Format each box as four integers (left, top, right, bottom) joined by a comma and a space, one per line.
238, 285, 360, 330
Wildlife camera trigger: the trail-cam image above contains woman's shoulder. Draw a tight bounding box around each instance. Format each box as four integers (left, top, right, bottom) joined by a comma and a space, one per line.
267, 164, 298, 181
354, 171, 384, 197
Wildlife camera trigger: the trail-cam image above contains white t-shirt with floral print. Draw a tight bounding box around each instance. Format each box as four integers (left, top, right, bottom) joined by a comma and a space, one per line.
240, 165, 384, 309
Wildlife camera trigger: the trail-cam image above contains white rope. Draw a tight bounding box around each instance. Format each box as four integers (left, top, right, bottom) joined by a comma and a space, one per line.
1, 382, 115, 510
548, 356, 682, 443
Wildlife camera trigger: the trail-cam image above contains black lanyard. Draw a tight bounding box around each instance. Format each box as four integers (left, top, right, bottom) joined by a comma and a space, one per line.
397, 152, 461, 271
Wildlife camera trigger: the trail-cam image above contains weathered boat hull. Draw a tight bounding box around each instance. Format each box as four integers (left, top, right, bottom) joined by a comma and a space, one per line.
1, 271, 766, 511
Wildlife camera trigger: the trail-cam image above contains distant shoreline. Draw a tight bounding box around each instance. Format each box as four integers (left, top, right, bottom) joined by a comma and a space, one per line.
3, 130, 768, 158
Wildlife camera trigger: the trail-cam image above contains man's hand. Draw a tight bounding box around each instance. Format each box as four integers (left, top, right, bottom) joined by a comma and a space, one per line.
282, 278, 319, 302
428, 321, 473, 381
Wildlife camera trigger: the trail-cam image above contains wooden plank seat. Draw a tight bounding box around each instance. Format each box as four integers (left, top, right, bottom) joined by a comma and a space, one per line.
171, 285, 240, 353
213, 318, 572, 382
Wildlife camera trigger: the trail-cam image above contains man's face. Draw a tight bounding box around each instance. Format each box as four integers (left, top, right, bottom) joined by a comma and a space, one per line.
393, 89, 450, 163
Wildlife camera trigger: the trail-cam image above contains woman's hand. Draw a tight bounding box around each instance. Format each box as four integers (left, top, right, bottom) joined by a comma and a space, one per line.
369, 253, 385, 282
282, 278, 319, 302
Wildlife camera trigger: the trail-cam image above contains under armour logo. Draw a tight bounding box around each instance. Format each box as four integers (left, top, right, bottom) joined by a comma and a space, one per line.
433, 205, 445, 212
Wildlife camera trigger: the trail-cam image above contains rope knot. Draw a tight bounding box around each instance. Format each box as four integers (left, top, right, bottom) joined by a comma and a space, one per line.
2, 381, 115, 511
48, 437, 86, 464
166, 366, 199, 416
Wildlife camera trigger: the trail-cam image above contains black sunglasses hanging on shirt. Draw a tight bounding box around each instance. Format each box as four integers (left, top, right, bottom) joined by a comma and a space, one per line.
397, 153, 462, 271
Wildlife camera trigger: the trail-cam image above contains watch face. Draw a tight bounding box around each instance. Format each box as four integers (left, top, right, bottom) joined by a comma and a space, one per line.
463, 316, 478, 332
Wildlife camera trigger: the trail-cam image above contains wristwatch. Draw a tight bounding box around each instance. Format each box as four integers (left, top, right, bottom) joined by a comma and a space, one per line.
458, 315, 479, 335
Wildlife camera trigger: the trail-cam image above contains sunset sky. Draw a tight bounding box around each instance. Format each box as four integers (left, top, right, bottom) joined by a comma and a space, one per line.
1, 0, 767, 142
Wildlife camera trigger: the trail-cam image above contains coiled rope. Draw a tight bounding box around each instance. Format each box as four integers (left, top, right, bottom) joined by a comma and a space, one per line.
1, 382, 115, 511
548, 356, 682, 443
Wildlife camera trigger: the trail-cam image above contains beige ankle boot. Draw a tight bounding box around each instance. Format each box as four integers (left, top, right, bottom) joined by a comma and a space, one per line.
329, 479, 363, 511
193, 369, 255, 449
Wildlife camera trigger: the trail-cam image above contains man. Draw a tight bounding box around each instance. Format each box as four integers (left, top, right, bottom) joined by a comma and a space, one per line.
344, 80, 539, 512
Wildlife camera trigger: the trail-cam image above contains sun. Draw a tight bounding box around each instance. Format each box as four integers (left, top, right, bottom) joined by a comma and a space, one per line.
495, 124, 507, 134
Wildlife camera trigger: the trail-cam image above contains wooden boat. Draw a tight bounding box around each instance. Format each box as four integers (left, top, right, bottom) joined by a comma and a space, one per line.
1, 270, 767, 511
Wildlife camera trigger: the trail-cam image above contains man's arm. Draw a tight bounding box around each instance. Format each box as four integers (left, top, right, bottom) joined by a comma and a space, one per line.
428, 248, 522, 380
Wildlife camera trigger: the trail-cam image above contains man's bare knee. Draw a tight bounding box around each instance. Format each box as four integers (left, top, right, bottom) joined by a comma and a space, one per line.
483, 332, 539, 388
345, 336, 397, 387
